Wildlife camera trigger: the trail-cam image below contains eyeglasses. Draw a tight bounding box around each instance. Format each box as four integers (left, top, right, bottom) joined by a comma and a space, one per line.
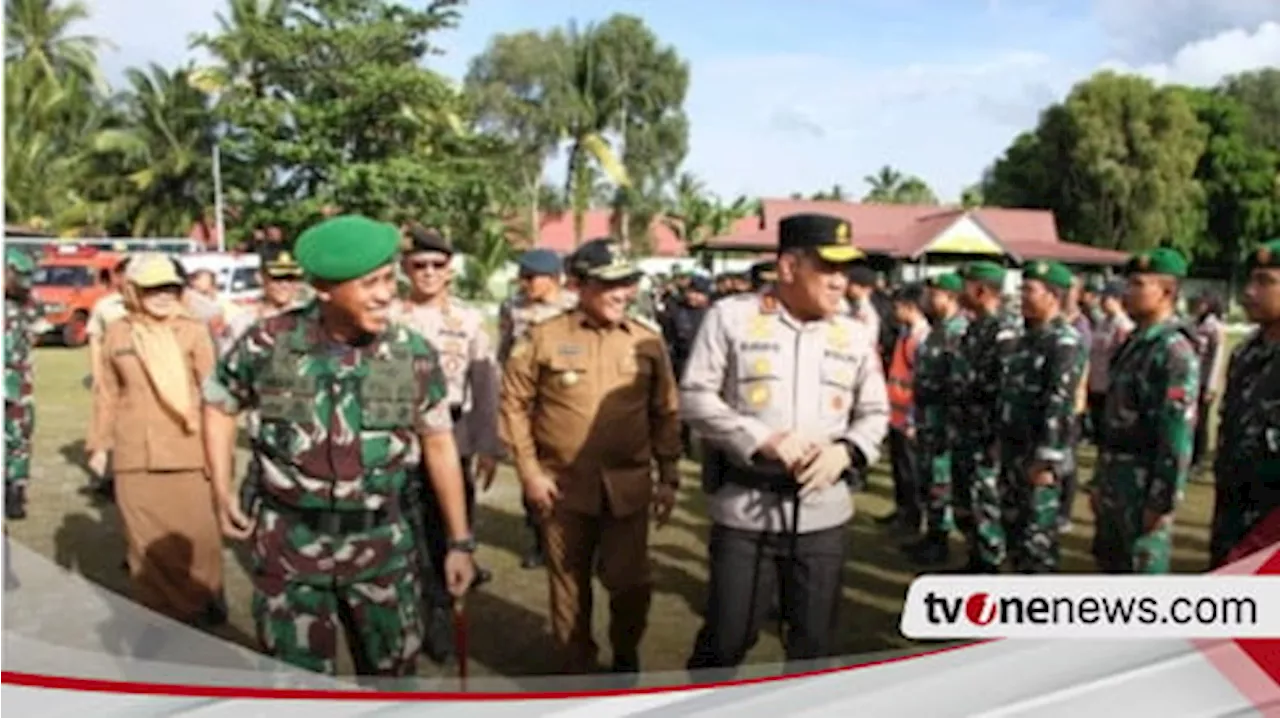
408, 259, 449, 272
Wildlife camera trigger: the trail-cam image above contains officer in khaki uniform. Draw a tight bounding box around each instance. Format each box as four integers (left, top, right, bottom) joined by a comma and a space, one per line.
682, 214, 890, 671
500, 238, 682, 676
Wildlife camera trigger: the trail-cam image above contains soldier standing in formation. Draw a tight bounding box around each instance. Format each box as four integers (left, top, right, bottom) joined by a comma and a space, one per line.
203, 215, 474, 676
499, 238, 681, 676
497, 249, 579, 569
1210, 240, 1280, 568
955, 261, 1021, 573
5, 249, 39, 519
903, 272, 968, 565
992, 261, 1086, 573
879, 282, 930, 534
681, 214, 888, 670
221, 246, 306, 353
1090, 249, 1200, 574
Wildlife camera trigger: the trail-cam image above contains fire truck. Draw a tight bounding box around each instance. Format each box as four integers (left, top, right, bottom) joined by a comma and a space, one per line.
30, 245, 123, 347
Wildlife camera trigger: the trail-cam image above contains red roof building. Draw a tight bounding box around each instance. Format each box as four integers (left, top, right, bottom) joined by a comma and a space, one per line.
705, 199, 1129, 265
529, 210, 759, 258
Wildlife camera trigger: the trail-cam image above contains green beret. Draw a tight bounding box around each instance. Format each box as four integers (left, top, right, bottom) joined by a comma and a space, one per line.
1023, 260, 1074, 290
5, 248, 34, 274
295, 215, 400, 282
961, 260, 1006, 285
1125, 248, 1188, 278
1246, 239, 1280, 271
927, 272, 964, 293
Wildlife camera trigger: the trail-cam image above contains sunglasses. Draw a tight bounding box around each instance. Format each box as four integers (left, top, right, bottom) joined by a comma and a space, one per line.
408, 258, 450, 272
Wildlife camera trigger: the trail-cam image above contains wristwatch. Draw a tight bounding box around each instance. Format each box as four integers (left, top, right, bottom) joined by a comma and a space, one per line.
447, 536, 478, 553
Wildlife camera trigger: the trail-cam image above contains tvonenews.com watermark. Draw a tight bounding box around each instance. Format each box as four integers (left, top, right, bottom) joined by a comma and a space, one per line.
899, 576, 1280, 639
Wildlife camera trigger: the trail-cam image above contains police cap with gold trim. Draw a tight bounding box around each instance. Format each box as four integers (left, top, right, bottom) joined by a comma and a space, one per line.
261, 245, 304, 279
570, 238, 642, 283
778, 213, 864, 263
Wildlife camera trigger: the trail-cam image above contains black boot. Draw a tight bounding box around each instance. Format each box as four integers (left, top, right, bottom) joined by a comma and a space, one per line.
521, 530, 545, 569
5, 485, 26, 520
902, 534, 949, 566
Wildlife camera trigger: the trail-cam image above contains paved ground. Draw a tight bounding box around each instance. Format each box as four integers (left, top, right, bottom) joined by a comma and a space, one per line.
8, 346, 1218, 677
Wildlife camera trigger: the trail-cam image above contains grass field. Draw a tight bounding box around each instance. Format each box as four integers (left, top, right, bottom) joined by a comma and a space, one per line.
8, 346, 1220, 678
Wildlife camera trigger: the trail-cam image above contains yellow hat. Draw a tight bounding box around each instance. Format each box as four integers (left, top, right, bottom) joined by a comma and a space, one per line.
127, 253, 183, 289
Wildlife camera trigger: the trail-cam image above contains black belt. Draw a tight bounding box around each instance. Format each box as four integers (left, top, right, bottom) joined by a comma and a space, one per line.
723, 466, 796, 494
262, 495, 396, 534
450, 404, 463, 422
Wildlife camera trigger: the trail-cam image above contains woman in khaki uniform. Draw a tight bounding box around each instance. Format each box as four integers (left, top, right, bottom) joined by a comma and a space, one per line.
87, 253, 224, 624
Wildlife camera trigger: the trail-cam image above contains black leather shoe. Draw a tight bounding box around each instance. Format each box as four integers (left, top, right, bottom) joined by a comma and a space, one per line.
520, 549, 544, 570
902, 537, 950, 566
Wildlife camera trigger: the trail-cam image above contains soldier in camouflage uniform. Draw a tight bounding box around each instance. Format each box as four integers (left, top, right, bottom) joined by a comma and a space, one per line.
1210, 240, 1280, 568
497, 249, 578, 568
991, 261, 1086, 573
903, 272, 969, 566
1089, 249, 1200, 575
954, 261, 1022, 573
5, 249, 38, 520
202, 215, 475, 675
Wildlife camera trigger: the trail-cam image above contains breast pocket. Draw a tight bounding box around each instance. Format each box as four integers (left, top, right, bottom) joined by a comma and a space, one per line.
736, 351, 781, 416
543, 355, 589, 400
361, 374, 417, 430
820, 356, 858, 419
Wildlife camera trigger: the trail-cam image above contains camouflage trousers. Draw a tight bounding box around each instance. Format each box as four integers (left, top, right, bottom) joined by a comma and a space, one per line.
922, 438, 971, 537
971, 447, 1062, 573
253, 567, 424, 676
4, 401, 33, 488
967, 441, 1004, 568
1091, 452, 1171, 574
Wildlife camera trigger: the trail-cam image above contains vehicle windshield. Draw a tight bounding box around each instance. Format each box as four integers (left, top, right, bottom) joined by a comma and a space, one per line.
32, 265, 94, 287
230, 267, 262, 293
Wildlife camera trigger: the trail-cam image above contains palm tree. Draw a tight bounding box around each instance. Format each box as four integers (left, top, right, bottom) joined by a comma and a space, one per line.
863, 165, 904, 202
5, 0, 106, 90
188, 0, 288, 98
92, 64, 217, 236
894, 177, 939, 205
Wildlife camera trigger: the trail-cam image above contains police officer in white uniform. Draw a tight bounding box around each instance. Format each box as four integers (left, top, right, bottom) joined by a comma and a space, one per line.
682, 213, 890, 671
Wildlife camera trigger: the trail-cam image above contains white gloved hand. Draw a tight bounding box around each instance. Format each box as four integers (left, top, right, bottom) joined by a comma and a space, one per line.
796, 443, 852, 497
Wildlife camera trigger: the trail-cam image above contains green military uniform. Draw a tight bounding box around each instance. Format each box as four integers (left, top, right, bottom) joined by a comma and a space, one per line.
906, 272, 969, 564
203, 215, 456, 675
1091, 249, 1200, 574
956, 261, 1023, 571
1210, 240, 1280, 568
992, 262, 1086, 573
5, 249, 38, 519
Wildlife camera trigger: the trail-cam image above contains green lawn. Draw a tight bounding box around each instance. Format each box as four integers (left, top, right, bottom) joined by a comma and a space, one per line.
8, 345, 1218, 679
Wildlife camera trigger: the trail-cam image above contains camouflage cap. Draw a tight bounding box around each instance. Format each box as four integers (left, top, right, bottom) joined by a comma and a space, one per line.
1023, 260, 1074, 290
1246, 239, 1280, 271
927, 272, 964, 293
295, 215, 400, 282
1125, 248, 1188, 278
960, 260, 1006, 285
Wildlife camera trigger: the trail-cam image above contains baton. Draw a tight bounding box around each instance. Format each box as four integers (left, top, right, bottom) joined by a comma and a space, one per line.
453, 596, 469, 690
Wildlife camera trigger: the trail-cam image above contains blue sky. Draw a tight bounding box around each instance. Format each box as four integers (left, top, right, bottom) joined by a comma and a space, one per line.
80, 0, 1280, 203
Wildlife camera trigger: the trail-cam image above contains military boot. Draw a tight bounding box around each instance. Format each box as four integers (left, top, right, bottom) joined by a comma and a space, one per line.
521, 531, 545, 570
902, 534, 949, 566
5, 485, 27, 520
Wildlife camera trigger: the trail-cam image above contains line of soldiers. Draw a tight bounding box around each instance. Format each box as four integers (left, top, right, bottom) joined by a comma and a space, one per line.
3, 221, 1278, 680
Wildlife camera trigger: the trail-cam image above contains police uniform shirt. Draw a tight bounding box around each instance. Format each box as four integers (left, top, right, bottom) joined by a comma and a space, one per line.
680, 292, 891, 534
391, 297, 501, 457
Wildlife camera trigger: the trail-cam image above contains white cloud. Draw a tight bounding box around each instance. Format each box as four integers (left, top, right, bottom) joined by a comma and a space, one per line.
1115, 21, 1280, 86
1094, 0, 1280, 62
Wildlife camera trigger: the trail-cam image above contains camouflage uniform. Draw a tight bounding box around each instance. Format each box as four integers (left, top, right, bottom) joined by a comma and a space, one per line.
1091, 319, 1199, 574
993, 314, 1086, 573
957, 307, 1022, 568
4, 268, 38, 503
203, 303, 453, 675
1210, 332, 1280, 567
913, 312, 969, 540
